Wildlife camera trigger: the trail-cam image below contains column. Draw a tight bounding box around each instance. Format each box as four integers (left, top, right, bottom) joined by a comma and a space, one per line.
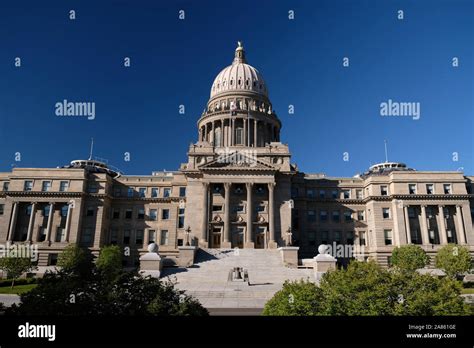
26, 202, 37, 242
455, 205, 467, 244
253, 119, 257, 147
201, 183, 209, 244
268, 183, 276, 248
212, 121, 216, 145
45, 202, 54, 242
420, 205, 430, 245
7, 202, 19, 241
199, 128, 202, 141
231, 118, 235, 146
243, 118, 247, 146
223, 183, 231, 248
437, 205, 448, 245
204, 123, 208, 142
403, 206, 412, 244
246, 183, 254, 246
271, 124, 275, 142
220, 120, 224, 147
64, 201, 74, 242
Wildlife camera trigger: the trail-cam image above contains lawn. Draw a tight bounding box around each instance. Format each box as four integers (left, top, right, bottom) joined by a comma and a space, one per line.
0, 284, 37, 295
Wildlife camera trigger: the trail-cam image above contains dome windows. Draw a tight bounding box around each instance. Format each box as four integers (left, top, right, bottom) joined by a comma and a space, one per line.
238, 78, 242, 85
230, 79, 234, 86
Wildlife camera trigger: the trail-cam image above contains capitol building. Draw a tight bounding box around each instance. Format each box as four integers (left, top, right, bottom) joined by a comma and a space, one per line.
0, 43, 473, 269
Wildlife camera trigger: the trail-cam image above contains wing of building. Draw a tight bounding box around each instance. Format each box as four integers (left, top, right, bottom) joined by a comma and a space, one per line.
0, 43, 473, 269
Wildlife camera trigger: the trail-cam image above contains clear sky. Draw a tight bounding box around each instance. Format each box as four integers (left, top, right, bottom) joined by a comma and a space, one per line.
0, 0, 472, 176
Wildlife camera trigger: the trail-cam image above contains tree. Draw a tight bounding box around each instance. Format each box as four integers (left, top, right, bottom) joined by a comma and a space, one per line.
57, 244, 92, 277
263, 280, 323, 316
391, 245, 429, 272
262, 261, 470, 316
0, 257, 37, 288
96, 245, 122, 280
435, 244, 472, 279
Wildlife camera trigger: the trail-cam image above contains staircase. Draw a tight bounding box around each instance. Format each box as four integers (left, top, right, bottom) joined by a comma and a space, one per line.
161, 248, 314, 310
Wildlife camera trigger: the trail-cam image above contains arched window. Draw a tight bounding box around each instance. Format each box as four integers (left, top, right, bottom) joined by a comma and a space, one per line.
230, 79, 233, 86
215, 128, 222, 147
246, 79, 249, 86
235, 127, 244, 145
238, 79, 242, 85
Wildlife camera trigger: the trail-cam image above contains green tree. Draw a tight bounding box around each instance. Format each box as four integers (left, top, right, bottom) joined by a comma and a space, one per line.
262, 280, 323, 316
57, 244, 91, 277
391, 245, 429, 272
0, 257, 37, 288
435, 244, 472, 279
96, 245, 122, 280
262, 261, 470, 316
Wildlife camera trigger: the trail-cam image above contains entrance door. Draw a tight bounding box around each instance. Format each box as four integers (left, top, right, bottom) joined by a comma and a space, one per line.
255, 227, 266, 249
232, 229, 244, 249
211, 227, 222, 248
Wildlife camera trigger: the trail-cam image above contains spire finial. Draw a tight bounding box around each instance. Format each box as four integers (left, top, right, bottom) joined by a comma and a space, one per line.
89, 137, 94, 160
384, 139, 389, 163
233, 41, 246, 64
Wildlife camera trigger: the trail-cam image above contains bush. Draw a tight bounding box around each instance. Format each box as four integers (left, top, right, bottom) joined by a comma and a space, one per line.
391, 245, 429, 272
435, 244, 472, 279
57, 244, 92, 277
262, 261, 470, 316
0, 278, 37, 287
96, 245, 122, 280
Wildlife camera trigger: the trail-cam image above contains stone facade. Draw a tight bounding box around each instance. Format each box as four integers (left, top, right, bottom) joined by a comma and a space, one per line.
0, 43, 473, 268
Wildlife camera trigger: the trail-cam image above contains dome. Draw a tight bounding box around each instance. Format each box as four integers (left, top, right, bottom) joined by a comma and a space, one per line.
210, 42, 268, 99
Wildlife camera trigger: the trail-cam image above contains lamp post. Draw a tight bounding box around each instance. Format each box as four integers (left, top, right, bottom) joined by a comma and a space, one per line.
185, 226, 191, 246
286, 227, 292, 246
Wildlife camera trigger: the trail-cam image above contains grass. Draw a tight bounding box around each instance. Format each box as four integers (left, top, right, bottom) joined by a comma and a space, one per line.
461, 288, 474, 294
0, 284, 37, 295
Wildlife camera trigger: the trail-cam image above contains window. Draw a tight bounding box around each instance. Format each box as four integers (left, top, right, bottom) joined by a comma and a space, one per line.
38, 227, 46, 242
332, 211, 340, 222
257, 185, 265, 195
163, 188, 171, 197
2, 182, 9, 191
138, 188, 146, 198
331, 190, 338, 199
387, 256, 392, 267
148, 230, 156, 244
307, 189, 315, 198
110, 229, 118, 244
151, 188, 159, 198
334, 231, 341, 244
125, 209, 133, 219
137, 208, 145, 219
150, 209, 157, 221
344, 211, 352, 222
178, 208, 185, 228
127, 188, 134, 197
0, 204, 3, 215
356, 189, 363, 199
308, 232, 316, 246
408, 184, 417, 195
357, 210, 365, 221
88, 183, 98, 193
160, 230, 169, 245
123, 230, 130, 244
61, 205, 69, 217
307, 210, 316, 222
291, 187, 298, 198
443, 184, 452, 194
212, 205, 223, 212
319, 190, 326, 199
320, 210, 328, 221
114, 187, 121, 197
321, 231, 329, 244
213, 185, 222, 194
380, 186, 388, 196
59, 181, 69, 192
81, 228, 93, 244
346, 231, 354, 245
135, 230, 144, 245
24, 180, 33, 191
112, 209, 120, 219
48, 254, 58, 266
256, 204, 265, 213
42, 181, 51, 192
162, 209, 170, 220
426, 184, 434, 194
408, 207, 416, 218
384, 229, 392, 245
342, 190, 350, 199
443, 207, 450, 218
359, 231, 366, 246
179, 187, 186, 197
235, 128, 243, 145
234, 204, 245, 213
56, 227, 65, 242
26, 204, 33, 216
447, 230, 455, 244
382, 208, 390, 219
234, 185, 244, 194
86, 207, 94, 217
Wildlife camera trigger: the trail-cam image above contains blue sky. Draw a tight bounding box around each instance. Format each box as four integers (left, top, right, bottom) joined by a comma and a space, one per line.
0, 0, 472, 176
